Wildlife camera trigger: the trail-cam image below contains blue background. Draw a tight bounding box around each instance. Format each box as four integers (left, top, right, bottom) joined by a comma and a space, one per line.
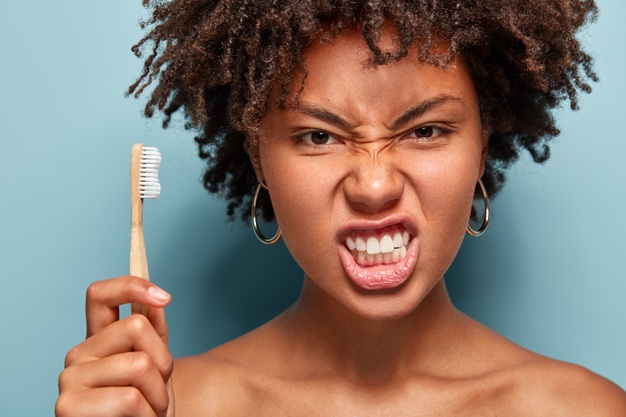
0, 1, 624, 415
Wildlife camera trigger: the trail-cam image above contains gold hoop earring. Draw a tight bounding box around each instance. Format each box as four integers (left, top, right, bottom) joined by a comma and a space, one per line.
466, 179, 490, 237
252, 183, 281, 244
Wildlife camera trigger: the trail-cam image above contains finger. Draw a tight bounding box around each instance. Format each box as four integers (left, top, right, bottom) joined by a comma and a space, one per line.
147, 305, 169, 346
59, 352, 169, 416
86, 276, 171, 337
166, 379, 176, 417
67, 315, 173, 380
56, 386, 163, 417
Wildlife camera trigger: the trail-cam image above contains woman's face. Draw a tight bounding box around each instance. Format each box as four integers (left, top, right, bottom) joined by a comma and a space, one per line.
257, 28, 486, 320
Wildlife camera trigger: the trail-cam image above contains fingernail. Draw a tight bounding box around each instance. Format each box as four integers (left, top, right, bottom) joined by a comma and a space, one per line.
148, 286, 171, 302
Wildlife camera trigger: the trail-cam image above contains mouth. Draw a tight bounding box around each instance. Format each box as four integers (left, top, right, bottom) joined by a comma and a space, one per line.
344, 225, 411, 267
338, 223, 418, 291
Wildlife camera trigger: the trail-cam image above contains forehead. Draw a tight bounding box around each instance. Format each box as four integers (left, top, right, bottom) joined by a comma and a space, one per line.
280, 26, 478, 122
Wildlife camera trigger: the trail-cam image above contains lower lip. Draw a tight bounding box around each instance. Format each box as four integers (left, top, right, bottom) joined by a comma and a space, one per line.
338, 238, 419, 291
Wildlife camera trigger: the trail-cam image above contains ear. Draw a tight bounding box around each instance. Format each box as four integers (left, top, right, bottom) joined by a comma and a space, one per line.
253, 161, 266, 186
478, 132, 489, 179
245, 134, 266, 186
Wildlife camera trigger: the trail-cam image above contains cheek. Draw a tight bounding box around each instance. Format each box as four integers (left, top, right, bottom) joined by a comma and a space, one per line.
261, 152, 331, 240
411, 152, 479, 237
269, 170, 338, 238
268, 176, 344, 286
261, 154, 348, 282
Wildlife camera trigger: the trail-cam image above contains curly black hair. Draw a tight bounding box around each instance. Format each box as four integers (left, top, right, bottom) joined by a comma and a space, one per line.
128, 0, 598, 221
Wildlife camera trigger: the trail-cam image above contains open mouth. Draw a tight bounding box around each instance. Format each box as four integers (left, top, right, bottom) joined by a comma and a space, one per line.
344, 225, 412, 267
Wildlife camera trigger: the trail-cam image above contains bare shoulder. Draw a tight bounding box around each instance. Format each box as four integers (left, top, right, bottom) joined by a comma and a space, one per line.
457, 317, 626, 416
170, 323, 287, 417
172, 349, 254, 417
169, 315, 626, 416
506, 357, 626, 416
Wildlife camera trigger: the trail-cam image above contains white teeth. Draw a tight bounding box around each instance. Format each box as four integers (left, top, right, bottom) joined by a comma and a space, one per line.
383, 252, 392, 263
392, 232, 403, 248
347, 231, 410, 253
366, 237, 380, 255
352, 244, 408, 267
380, 234, 394, 253
346, 228, 412, 267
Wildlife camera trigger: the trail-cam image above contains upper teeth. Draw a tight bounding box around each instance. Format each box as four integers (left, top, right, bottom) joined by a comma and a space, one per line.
345, 231, 409, 255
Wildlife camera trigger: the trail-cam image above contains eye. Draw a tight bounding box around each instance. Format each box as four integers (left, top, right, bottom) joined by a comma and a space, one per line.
408, 126, 444, 140
298, 131, 337, 145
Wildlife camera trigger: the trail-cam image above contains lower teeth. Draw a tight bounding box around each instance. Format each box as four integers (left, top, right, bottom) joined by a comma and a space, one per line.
352, 245, 407, 267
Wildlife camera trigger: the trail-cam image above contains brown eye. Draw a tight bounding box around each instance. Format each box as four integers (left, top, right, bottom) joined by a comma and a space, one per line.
311, 131, 330, 144
409, 126, 444, 140
301, 131, 336, 145
415, 127, 437, 137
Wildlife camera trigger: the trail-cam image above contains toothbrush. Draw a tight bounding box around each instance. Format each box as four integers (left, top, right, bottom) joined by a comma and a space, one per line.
129, 144, 161, 316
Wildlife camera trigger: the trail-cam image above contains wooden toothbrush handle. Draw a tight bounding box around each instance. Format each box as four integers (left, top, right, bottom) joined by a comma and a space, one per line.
130, 214, 150, 315
130, 144, 150, 316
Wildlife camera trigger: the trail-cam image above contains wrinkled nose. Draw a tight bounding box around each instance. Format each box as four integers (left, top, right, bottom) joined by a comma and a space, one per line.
342, 155, 404, 213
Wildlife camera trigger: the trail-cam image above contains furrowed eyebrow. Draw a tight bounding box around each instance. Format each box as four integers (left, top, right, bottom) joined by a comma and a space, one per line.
291, 94, 464, 131
389, 95, 464, 130
294, 105, 356, 130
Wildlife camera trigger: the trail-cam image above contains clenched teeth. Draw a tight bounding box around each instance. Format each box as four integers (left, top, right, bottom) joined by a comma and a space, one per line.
352, 245, 407, 267
346, 231, 409, 253
345, 229, 411, 267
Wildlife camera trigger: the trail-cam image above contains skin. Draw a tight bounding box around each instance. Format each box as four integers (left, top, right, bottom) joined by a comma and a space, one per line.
56, 27, 626, 417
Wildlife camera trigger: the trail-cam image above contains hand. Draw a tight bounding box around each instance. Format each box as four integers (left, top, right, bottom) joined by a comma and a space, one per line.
55, 276, 174, 417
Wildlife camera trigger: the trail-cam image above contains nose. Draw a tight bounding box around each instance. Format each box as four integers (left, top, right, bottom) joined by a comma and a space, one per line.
342, 154, 404, 213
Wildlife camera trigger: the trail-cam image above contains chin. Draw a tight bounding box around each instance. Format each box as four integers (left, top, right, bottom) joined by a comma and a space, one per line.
339, 276, 441, 322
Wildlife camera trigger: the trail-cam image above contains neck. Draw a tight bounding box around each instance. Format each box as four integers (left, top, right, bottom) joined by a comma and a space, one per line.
281, 277, 464, 384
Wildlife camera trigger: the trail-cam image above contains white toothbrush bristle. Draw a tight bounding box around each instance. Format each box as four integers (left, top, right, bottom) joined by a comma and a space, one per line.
140, 146, 161, 199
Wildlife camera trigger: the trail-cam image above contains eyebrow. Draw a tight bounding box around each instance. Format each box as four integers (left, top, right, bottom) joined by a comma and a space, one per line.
294, 105, 355, 130
292, 95, 464, 131
389, 95, 464, 130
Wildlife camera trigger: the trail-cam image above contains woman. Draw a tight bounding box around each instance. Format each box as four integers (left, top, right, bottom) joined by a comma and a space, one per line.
56, 1, 626, 416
